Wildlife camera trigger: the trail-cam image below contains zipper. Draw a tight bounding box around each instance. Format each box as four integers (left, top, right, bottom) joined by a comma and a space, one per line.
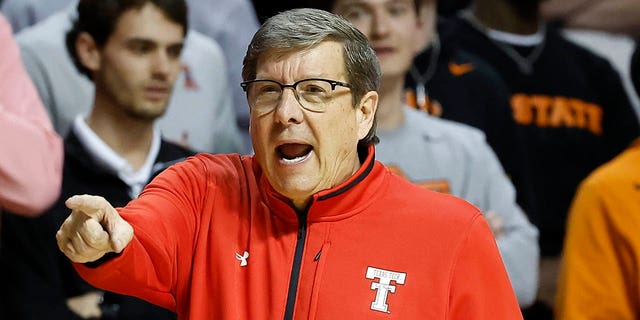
308, 242, 331, 320
283, 209, 308, 320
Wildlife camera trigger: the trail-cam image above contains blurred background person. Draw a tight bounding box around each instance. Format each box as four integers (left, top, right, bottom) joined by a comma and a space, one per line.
0, 0, 196, 318
1, 0, 259, 153
405, 0, 535, 217
445, 0, 640, 316
9, 0, 244, 155
555, 42, 640, 320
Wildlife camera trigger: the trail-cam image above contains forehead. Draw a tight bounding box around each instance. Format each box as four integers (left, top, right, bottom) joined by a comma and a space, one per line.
256, 41, 348, 80
110, 3, 184, 42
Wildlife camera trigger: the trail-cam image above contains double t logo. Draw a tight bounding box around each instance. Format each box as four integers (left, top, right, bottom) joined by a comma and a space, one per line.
366, 267, 407, 313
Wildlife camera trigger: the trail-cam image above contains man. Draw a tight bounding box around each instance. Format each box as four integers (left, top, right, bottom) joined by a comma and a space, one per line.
55, 8, 522, 319
2, 0, 259, 153
328, 0, 539, 307
405, 0, 536, 216
555, 42, 640, 320
1, 0, 195, 318
0, 12, 62, 217
15, 0, 243, 154
446, 0, 640, 313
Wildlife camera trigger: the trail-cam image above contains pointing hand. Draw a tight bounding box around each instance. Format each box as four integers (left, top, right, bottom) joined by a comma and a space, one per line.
56, 195, 133, 263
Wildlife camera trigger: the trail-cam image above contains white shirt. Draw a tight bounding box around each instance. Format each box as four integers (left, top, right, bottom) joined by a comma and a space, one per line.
72, 115, 160, 198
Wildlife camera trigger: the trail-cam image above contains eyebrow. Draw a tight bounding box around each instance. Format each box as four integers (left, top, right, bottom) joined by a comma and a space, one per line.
124, 37, 184, 47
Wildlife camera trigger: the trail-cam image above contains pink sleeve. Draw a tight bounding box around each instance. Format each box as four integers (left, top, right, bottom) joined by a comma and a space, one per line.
0, 14, 63, 216
447, 214, 524, 319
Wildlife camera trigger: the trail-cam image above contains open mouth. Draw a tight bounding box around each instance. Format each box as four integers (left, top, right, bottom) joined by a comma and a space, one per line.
276, 143, 313, 164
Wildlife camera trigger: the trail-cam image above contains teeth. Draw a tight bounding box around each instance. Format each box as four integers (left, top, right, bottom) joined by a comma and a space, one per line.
281, 151, 310, 164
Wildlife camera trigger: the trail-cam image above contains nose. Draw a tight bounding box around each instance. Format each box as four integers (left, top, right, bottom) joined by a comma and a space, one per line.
274, 87, 304, 125
150, 50, 172, 79
371, 10, 390, 38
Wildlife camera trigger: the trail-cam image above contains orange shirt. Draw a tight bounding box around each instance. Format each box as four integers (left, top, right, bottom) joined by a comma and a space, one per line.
556, 138, 640, 319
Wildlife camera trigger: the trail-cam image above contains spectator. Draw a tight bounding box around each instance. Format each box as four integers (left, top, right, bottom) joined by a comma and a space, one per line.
406, 0, 535, 216
0, 0, 196, 318
555, 41, 640, 320
55, 8, 522, 319
16, 0, 243, 154
446, 0, 640, 314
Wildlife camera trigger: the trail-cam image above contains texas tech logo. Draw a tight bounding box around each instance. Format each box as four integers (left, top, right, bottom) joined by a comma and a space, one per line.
366, 267, 407, 313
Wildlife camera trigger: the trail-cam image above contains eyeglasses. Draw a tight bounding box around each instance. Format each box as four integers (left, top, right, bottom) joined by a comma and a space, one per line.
240, 78, 352, 114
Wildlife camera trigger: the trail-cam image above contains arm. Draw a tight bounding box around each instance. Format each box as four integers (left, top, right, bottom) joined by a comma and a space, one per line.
555, 175, 637, 319
474, 134, 540, 307
57, 157, 208, 311
0, 14, 63, 215
542, 0, 640, 36
448, 214, 523, 319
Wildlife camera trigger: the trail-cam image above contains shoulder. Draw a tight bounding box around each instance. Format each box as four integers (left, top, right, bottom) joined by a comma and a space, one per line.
580, 142, 639, 191
547, 26, 615, 71
15, 10, 69, 47
383, 170, 483, 225
184, 29, 225, 61
163, 153, 250, 182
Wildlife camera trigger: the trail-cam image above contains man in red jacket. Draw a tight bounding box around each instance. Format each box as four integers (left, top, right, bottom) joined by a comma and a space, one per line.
56, 8, 522, 320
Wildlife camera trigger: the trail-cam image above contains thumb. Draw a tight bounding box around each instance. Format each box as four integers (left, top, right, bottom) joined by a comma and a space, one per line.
103, 208, 134, 253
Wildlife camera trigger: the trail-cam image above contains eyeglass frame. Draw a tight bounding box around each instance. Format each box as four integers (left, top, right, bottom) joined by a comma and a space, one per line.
240, 78, 353, 113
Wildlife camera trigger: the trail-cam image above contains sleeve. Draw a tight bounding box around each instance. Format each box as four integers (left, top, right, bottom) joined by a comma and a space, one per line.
447, 214, 524, 319
0, 14, 63, 216
555, 176, 636, 319
473, 133, 540, 307
73, 157, 210, 312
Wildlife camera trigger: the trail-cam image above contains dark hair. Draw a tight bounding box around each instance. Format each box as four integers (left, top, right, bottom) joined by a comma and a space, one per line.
243, 8, 381, 147
66, 0, 188, 79
305, 0, 421, 14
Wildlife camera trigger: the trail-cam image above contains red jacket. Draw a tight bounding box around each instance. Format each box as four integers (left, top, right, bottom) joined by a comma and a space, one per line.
75, 146, 522, 319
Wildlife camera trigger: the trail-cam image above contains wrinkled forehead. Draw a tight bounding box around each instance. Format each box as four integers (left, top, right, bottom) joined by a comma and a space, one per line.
255, 41, 348, 81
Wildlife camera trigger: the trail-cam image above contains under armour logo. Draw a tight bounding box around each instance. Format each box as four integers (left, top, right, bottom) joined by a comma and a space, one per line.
366, 267, 406, 313
235, 251, 249, 267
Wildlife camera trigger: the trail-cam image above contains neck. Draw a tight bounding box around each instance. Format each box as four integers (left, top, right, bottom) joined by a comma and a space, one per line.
376, 75, 406, 131
87, 99, 156, 171
472, 0, 540, 34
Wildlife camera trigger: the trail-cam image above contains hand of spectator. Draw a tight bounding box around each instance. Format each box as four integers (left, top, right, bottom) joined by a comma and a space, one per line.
56, 195, 133, 263
66, 291, 103, 319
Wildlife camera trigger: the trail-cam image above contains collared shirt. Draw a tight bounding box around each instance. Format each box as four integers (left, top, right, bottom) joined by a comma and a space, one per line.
72, 115, 160, 198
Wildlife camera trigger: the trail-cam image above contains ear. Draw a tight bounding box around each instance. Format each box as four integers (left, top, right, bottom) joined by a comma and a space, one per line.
356, 90, 378, 140
76, 32, 101, 73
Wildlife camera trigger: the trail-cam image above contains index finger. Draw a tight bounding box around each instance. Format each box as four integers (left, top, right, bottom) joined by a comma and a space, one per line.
65, 194, 110, 220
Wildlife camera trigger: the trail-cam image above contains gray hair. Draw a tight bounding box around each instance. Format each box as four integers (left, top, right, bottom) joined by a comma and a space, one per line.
242, 8, 381, 146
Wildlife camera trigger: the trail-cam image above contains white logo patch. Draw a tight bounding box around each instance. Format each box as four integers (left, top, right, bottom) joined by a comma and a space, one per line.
366, 266, 407, 313
235, 251, 249, 267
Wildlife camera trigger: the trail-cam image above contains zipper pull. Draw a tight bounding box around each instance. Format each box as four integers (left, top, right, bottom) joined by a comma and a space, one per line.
313, 249, 322, 262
